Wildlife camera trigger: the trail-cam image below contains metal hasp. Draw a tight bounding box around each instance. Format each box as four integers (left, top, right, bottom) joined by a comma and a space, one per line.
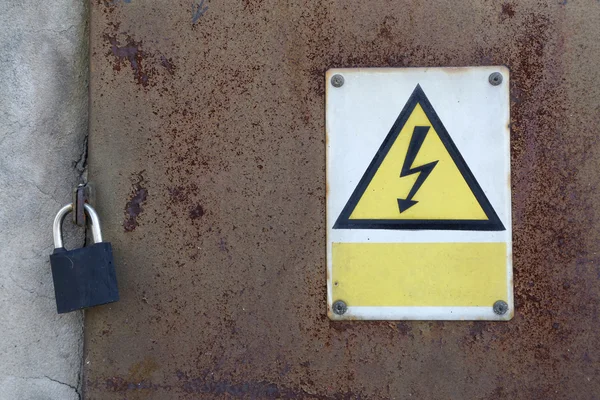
72, 183, 94, 226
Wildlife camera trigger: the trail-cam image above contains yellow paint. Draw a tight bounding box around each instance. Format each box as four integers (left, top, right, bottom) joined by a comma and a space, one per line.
332, 242, 507, 306
350, 104, 487, 220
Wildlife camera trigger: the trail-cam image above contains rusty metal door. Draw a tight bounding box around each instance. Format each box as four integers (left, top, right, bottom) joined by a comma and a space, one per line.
85, 1, 600, 398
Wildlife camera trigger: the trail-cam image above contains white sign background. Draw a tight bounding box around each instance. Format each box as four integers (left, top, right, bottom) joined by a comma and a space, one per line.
326, 67, 512, 320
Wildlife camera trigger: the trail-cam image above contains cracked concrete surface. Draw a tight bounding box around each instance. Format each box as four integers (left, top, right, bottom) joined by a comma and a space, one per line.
0, 376, 80, 400
0, 1, 88, 399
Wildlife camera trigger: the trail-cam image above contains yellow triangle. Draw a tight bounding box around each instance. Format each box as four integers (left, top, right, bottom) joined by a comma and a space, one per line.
349, 103, 487, 220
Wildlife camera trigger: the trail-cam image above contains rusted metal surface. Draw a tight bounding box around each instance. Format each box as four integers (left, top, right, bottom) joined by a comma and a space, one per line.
85, 0, 600, 398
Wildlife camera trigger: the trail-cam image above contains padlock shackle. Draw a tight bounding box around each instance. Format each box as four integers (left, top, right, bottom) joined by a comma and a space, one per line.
53, 203, 103, 248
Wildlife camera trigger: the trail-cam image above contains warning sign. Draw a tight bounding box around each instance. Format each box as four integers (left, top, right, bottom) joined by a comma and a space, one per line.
326, 67, 512, 321
334, 85, 504, 231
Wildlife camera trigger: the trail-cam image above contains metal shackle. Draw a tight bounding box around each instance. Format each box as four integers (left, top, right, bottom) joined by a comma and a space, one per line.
53, 203, 103, 248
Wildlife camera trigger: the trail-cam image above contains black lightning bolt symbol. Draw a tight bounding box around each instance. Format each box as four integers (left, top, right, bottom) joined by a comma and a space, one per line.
397, 126, 439, 213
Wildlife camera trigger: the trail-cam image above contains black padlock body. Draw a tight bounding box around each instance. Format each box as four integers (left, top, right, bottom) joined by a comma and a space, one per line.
50, 242, 119, 314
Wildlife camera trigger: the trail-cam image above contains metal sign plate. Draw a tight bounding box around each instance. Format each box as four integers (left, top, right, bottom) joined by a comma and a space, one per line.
326, 67, 512, 321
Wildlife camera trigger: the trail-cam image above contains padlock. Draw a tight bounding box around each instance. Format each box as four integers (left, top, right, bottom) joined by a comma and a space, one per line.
50, 203, 119, 313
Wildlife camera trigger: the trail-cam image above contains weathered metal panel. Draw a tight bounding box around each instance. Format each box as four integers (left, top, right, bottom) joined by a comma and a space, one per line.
86, 0, 600, 398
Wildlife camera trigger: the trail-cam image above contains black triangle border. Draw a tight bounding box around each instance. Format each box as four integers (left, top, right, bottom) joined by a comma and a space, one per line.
333, 84, 505, 231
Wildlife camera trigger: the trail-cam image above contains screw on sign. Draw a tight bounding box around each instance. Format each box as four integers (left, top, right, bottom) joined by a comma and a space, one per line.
493, 300, 509, 315
331, 74, 345, 88
49, 203, 119, 314
488, 72, 503, 86
332, 300, 347, 315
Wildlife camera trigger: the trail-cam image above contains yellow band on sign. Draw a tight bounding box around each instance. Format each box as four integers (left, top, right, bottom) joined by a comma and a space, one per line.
332, 242, 508, 307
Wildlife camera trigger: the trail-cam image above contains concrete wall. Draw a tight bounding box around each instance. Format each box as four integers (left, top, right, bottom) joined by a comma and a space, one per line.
0, 1, 88, 399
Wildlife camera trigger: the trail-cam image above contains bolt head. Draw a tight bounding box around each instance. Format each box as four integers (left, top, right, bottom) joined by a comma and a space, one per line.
493, 300, 509, 315
332, 300, 347, 315
331, 74, 345, 88
489, 72, 503, 86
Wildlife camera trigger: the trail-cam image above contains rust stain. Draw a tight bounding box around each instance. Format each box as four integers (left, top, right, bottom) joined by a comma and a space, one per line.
103, 358, 161, 394
128, 357, 159, 382
189, 204, 205, 220
90, 371, 362, 398
501, 3, 516, 19
123, 171, 148, 232
105, 35, 150, 86
160, 55, 176, 75
377, 16, 397, 42
242, 0, 264, 14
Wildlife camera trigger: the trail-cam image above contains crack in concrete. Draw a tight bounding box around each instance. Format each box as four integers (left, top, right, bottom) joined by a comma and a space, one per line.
0, 163, 62, 204
74, 134, 88, 182
7, 273, 53, 300
75, 363, 83, 400
43, 375, 81, 399
3, 375, 81, 399
30, 25, 78, 36
28, 179, 57, 201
